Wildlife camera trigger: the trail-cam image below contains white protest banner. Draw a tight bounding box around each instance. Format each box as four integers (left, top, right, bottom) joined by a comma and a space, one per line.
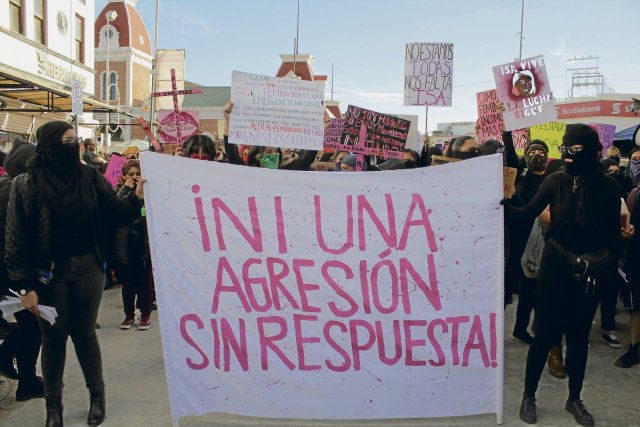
404, 42, 453, 106
141, 152, 505, 423
492, 55, 556, 131
229, 70, 325, 150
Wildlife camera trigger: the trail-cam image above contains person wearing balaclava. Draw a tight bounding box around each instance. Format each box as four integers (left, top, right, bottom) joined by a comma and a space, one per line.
505, 139, 550, 344
507, 123, 623, 426
5, 121, 143, 427
0, 140, 44, 402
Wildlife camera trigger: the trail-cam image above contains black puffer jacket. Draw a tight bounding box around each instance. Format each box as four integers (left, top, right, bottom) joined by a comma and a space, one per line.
5, 165, 139, 292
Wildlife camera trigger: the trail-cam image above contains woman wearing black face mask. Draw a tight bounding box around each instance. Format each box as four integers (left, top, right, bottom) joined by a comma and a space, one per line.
601, 158, 627, 198
5, 121, 143, 427
509, 124, 622, 426
445, 136, 481, 160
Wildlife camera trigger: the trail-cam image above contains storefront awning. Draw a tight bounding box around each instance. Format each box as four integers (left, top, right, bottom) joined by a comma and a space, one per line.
0, 63, 133, 117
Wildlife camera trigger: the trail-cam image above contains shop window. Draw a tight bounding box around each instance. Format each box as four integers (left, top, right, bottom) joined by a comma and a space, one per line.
9, 0, 24, 35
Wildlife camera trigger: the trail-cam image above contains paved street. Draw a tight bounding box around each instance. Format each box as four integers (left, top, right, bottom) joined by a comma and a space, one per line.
0, 287, 638, 427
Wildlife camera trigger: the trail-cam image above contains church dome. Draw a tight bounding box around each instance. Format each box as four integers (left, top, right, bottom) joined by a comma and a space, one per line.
95, 0, 151, 56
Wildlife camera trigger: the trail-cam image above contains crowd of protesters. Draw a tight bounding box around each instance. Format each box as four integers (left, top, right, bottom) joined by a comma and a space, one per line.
0, 97, 638, 427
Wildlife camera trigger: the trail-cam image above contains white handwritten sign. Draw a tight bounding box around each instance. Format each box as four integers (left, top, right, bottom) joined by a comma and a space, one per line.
404, 43, 453, 106
229, 71, 325, 150
492, 55, 556, 131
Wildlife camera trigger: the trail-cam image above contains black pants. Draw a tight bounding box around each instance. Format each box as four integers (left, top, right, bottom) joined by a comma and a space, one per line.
0, 309, 41, 381
38, 253, 105, 399
524, 243, 599, 400
514, 276, 537, 335
121, 262, 153, 318
599, 274, 620, 332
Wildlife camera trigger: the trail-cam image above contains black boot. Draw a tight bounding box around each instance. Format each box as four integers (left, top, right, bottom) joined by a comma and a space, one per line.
16, 376, 44, 401
615, 343, 639, 368
519, 393, 537, 424
45, 398, 63, 427
87, 388, 105, 426
565, 399, 595, 427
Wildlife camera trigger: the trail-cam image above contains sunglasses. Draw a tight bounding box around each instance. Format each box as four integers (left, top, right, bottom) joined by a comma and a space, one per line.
189, 153, 209, 161
61, 136, 79, 146
559, 146, 584, 155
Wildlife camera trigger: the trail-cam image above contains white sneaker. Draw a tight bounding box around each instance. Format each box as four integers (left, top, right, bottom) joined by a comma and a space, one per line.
601, 331, 622, 349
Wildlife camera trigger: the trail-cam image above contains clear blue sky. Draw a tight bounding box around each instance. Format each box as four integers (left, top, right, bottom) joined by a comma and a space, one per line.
96, 0, 639, 133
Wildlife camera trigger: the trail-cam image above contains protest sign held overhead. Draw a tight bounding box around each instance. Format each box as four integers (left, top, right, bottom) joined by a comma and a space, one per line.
229, 70, 325, 150
530, 121, 566, 159
393, 114, 420, 153
476, 89, 505, 142
492, 55, 556, 131
404, 42, 453, 106
141, 152, 504, 422
103, 153, 127, 188
589, 123, 616, 153
340, 105, 410, 159
158, 109, 199, 145
323, 118, 345, 151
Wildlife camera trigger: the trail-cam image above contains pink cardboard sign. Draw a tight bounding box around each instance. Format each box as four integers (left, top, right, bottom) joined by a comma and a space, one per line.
103, 154, 127, 188
159, 110, 199, 145
323, 118, 345, 151
492, 55, 556, 131
589, 123, 616, 152
476, 89, 505, 142
340, 105, 410, 159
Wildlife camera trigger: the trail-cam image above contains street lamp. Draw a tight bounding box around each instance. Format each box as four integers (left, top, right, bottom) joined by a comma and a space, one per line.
104, 10, 117, 147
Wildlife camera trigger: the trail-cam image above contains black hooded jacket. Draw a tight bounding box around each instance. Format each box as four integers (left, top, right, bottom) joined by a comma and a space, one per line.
0, 141, 36, 293
512, 165, 621, 260
5, 163, 140, 293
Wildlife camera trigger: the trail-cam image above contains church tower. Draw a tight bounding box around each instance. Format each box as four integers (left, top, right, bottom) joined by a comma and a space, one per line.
94, 0, 152, 141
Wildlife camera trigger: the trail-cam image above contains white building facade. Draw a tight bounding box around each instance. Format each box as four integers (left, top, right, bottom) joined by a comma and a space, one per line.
0, 0, 98, 144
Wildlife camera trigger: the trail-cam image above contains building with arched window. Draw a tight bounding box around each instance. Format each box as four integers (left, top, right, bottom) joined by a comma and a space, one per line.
94, 0, 152, 144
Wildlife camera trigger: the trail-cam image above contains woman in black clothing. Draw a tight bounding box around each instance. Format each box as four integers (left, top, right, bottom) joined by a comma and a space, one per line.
0, 140, 43, 401
512, 124, 621, 427
6, 121, 142, 427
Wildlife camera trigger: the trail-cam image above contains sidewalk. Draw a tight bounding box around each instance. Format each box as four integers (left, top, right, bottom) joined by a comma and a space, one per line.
0, 287, 638, 426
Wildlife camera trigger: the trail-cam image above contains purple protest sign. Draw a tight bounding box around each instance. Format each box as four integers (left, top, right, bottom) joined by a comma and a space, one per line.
589, 123, 616, 152
340, 105, 410, 159
104, 153, 127, 188
492, 55, 556, 131
323, 118, 345, 151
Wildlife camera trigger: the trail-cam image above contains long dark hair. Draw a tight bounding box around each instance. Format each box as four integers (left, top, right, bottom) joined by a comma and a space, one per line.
182, 134, 216, 160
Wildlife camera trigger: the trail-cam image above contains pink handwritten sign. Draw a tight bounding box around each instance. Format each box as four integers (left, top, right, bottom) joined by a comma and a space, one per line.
323, 118, 345, 151
340, 105, 410, 159
476, 89, 505, 142
158, 110, 199, 145
103, 154, 127, 188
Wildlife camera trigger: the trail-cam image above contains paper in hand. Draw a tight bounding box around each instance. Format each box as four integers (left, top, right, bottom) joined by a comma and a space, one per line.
0, 296, 58, 325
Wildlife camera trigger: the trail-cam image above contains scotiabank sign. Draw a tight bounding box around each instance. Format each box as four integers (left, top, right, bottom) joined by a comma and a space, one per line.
556, 100, 638, 119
